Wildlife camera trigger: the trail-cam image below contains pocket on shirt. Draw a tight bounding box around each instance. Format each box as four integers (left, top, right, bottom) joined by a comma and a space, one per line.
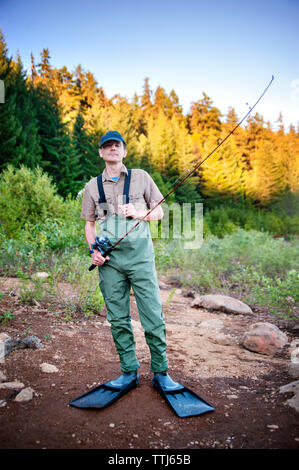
95, 200, 110, 220
129, 192, 147, 210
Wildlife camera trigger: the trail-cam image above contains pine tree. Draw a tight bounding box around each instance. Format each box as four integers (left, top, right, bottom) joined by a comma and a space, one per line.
0, 89, 21, 170
105, 95, 142, 168
272, 112, 290, 193
243, 112, 267, 168
0, 31, 41, 170
188, 92, 222, 142
81, 71, 98, 109
141, 77, 153, 117
246, 139, 285, 204
0, 32, 20, 170
54, 65, 78, 127
169, 89, 183, 117
31, 82, 82, 196
200, 129, 246, 199
131, 92, 146, 135
169, 115, 195, 177
152, 86, 184, 121
144, 109, 198, 203
72, 109, 102, 181
84, 91, 110, 140
30, 53, 37, 80
10, 54, 42, 167
73, 65, 100, 118
37, 48, 53, 79
153, 85, 169, 116
284, 125, 299, 194
146, 111, 175, 175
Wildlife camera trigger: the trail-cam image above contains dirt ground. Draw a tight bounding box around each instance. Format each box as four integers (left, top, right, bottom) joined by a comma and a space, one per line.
0, 276, 298, 451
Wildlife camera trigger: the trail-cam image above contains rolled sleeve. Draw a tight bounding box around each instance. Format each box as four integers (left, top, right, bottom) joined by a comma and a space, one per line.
81, 184, 96, 221
143, 171, 164, 208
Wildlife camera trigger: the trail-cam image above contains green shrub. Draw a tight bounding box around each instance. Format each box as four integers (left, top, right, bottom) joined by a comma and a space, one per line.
0, 182, 86, 276
154, 229, 299, 319
203, 201, 299, 238
203, 207, 238, 238
0, 220, 86, 277
0, 165, 66, 237
0, 311, 15, 324
250, 269, 299, 320
67, 286, 105, 318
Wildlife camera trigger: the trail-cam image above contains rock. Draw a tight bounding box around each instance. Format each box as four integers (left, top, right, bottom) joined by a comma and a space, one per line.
159, 282, 170, 290
199, 319, 224, 331
23, 336, 43, 349
291, 347, 299, 364
32, 272, 49, 279
182, 290, 196, 298
242, 322, 288, 356
40, 363, 59, 373
279, 380, 299, 413
3, 335, 43, 357
287, 343, 299, 378
288, 363, 299, 379
279, 380, 299, 394
0, 370, 7, 382
14, 387, 34, 403
191, 294, 252, 315
211, 333, 235, 346
0, 380, 25, 389
8, 288, 18, 297
0, 334, 11, 361
0, 389, 20, 407
0, 333, 11, 341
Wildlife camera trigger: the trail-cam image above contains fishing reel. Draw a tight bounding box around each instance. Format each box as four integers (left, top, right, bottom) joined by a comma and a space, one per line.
89, 235, 114, 271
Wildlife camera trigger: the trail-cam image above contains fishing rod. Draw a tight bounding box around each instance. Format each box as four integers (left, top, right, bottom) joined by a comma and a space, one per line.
89, 75, 274, 270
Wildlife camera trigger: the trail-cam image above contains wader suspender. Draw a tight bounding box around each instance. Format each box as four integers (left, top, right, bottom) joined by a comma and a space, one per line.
97, 169, 132, 215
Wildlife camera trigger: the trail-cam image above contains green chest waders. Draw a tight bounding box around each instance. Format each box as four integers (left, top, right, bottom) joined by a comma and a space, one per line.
97, 172, 168, 374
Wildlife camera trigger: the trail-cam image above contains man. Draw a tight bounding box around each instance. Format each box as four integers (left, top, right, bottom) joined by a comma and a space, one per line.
77, 130, 168, 401
70, 131, 214, 418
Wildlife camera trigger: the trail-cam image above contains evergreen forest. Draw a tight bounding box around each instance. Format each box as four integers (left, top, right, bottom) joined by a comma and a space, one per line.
1, 31, 298, 211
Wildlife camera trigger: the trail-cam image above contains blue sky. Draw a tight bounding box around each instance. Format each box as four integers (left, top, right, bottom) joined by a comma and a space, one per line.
1, 0, 298, 129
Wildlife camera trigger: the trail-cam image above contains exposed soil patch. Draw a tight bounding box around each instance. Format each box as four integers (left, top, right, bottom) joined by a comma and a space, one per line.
0, 277, 298, 449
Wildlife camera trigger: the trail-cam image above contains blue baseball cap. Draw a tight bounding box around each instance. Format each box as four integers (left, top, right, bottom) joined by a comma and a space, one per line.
100, 131, 126, 148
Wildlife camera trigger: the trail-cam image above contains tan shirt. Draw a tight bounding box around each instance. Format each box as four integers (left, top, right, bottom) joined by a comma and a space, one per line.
81, 164, 164, 222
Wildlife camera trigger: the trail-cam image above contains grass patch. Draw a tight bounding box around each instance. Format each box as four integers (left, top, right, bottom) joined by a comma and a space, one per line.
154, 229, 299, 320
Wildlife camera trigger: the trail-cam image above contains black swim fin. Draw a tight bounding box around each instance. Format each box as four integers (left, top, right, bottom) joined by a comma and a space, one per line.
152, 372, 214, 418
69, 372, 139, 409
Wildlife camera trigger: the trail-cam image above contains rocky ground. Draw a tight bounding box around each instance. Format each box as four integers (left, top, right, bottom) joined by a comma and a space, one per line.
0, 276, 298, 450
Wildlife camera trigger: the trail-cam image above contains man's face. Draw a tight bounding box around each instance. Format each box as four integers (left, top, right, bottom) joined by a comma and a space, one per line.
99, 140, 127, 163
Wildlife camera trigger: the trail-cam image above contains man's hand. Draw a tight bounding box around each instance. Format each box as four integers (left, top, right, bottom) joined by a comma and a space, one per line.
85, 221, 110, 266
118, 203, 163, 221
91, 249, 110, 266
118, 203, 139, 219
